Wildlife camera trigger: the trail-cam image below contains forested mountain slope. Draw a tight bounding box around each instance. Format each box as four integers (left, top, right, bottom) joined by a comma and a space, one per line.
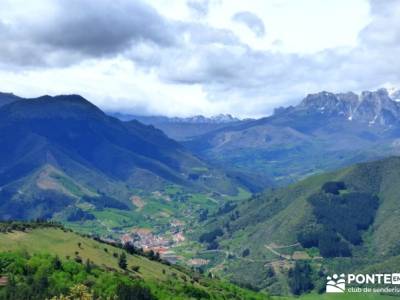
196, 157, 400, 294
0, 94, 243, 224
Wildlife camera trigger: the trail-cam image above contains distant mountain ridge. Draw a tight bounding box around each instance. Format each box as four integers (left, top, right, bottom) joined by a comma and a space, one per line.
4, 88, 400, 189
110, 113, 241, 124
109, 112, 247, 141
184, 88, 400, 186
292, 88, 400, 126
0, 93, 243, 220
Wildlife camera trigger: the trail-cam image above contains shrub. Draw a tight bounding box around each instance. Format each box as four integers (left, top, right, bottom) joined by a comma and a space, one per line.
321, 181, 346, 195
242, 249, 250, 257
199, 228, 223, 244
288, 261, 314, 295
131, 266, 140, 272
118, 253, 127, 270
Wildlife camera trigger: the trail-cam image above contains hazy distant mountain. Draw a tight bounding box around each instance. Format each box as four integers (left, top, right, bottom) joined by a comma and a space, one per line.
0, 94, 242, 220
110, 112, 247, 140
185, 88, 400, 185
110, 113, 240, 124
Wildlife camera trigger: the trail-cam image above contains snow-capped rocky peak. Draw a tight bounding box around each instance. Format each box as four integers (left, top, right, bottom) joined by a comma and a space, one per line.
298, 88, 400, 126
169, 114, 240, 124
354, 89, 400, 126
389, 89, 400, 102
299, 91, 358, 117
209, 114, 239, 123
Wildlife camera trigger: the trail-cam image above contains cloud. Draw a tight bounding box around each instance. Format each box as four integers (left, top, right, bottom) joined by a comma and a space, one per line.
126, 21, 242, 70
0, 0, 399, 118
150, 0, 400, 116
0, 0, 177, 67
179, 22, 241, 45
359, 0, 400, 47
39, 0, 177, 52
187, 0, 210, 17
232, 11, 265, 37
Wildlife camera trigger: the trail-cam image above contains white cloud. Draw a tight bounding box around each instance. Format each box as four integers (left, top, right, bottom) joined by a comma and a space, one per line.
0, 0, 399, 118
232, 11, 265, 37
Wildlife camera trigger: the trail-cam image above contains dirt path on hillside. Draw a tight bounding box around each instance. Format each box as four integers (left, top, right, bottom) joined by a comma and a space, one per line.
265, 243, 313, 261
269, 242, 300, 249
264, 244, 292, 259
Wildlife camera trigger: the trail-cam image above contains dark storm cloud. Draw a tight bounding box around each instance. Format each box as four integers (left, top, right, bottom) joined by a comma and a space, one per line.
0, 0, 177, 66
232, 11, 265, 37
33, 0, 177, 55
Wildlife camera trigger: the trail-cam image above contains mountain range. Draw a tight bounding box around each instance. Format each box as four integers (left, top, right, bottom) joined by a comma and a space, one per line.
296, 88, 400, 125
182, 88, 400, 186
3, 88, 400, 221
109, 112, 244, 141
111, 113, 241, 124
4, 88, 400, 297
0, 93, 242, 222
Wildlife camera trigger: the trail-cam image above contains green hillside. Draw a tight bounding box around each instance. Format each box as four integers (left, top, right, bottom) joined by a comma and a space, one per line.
1, 223, 395, 300
192, 157, 400, 295
0, 222, 268, 300
0, 94, 250, 241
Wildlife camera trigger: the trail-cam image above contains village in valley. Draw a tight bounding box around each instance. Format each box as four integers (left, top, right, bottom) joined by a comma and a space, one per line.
120, 219, 187, 264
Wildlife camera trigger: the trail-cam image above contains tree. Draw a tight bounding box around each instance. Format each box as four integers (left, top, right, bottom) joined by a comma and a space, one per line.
53, 255, 62, 270
321, 181, 346, 195
123, 242, 137, 255
199, 228, 223, 243
131, 265, 140, 272
266, 266, 275, 278
85, 259, 92, 273
242, 248, 250, 257
51, 284, 93, 300
116, 283, 154, 300
69, 284, 93, 300
288, 261, 314, 295
118, 252, 127, 270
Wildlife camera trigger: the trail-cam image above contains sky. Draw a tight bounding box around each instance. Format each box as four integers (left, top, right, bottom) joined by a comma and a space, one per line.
0, 0, 399, 118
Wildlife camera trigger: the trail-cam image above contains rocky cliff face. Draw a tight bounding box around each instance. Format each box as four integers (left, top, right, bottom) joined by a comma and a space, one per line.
297, 88, 400, 126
